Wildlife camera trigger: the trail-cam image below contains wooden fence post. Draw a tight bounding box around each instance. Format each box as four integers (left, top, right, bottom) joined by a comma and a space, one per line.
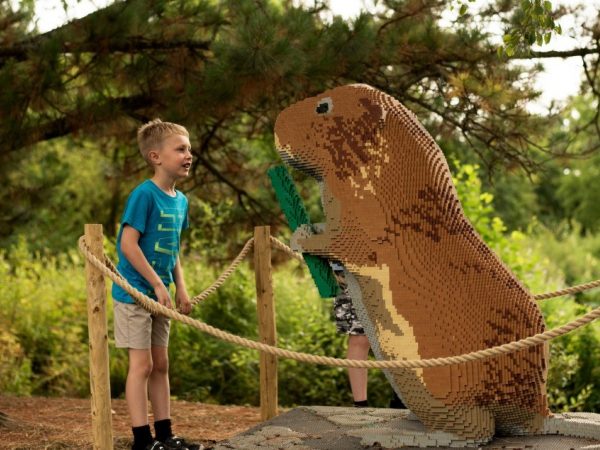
254, 226, 278, 421
84, 224, 114, 449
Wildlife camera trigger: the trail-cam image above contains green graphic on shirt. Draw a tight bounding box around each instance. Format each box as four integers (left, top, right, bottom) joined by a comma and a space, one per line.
153, 208, 184, 257
154, 240, 177, 256
158, 211, 176, 231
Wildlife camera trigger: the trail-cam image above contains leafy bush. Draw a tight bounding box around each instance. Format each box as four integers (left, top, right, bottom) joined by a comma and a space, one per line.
0, 237, 89, 396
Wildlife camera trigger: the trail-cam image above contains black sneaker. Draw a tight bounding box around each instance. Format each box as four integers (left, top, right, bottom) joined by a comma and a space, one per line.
163, 436, 203, 450
145, 441, 166, 450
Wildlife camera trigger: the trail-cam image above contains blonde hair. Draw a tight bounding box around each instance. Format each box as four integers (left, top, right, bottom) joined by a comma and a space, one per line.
137, 118, 189, 163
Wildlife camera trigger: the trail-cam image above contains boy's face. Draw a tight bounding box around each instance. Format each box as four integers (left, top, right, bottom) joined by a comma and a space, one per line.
150, 133, 193, 179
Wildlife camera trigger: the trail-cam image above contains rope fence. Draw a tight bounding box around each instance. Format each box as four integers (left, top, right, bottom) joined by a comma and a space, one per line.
79, 233, 600, 370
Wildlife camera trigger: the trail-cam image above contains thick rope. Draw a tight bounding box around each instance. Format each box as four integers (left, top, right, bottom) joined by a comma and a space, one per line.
79, 235, 600, 369
533, 279, 600, 300
269, 236, 305, 263
189, 238, 255, 305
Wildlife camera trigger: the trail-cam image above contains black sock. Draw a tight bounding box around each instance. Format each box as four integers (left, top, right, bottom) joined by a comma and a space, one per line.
354, 400, 368, 407
132, 425, 153, 450
154, 418, 173, 442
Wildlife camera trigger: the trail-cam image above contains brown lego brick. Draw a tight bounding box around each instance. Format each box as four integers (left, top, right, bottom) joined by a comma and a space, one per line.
274, 84, 599, 446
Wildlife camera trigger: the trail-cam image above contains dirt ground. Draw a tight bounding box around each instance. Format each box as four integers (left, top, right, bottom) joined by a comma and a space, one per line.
0, 395, 262, 449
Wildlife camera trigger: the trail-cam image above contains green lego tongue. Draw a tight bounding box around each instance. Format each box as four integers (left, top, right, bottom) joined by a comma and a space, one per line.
268, 165, 340, 298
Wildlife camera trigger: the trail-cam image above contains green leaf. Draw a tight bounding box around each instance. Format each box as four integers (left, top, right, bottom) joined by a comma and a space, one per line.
459, 4, 468, 15
544, 32, 551, 44
544, 1, 552, 11
536, 33, 544, 46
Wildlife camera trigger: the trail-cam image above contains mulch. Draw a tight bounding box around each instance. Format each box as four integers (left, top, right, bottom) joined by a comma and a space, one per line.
0, 395, 262, 449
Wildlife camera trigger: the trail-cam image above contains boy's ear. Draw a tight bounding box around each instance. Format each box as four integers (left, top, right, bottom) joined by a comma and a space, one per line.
148, 149, 161, 165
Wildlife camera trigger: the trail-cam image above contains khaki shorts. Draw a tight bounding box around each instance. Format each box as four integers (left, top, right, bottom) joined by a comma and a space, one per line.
113, 301, 170, 349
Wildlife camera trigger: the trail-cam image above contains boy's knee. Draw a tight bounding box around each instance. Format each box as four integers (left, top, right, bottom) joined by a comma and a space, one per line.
152, 358, 169, 375
131, 360, 154, 378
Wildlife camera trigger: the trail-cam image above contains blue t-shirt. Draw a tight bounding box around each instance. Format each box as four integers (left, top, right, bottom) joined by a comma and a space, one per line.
112, 180, 189, 304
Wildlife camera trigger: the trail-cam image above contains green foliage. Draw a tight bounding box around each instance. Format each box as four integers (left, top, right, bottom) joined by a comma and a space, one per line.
0, 237, 89, 396
526, 95, 600, 237
533, 225, 600, 304
542, 296, 600, 411
555, 156, 600, 234
0, 137, 118, 252
452, 0, 561, 55
500, 0, 562, 56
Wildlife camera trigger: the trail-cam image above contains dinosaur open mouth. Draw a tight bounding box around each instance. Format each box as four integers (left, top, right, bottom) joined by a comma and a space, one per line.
276, 146, 323, 180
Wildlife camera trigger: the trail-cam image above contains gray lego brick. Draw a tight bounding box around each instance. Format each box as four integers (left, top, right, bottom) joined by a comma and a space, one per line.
214, 407, 600, 449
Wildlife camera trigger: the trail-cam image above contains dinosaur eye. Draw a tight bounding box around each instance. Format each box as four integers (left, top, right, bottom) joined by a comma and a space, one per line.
316, 97, 333, 115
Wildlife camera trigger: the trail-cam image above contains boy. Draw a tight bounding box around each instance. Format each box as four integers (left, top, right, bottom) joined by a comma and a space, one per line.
112, 119, 201, 450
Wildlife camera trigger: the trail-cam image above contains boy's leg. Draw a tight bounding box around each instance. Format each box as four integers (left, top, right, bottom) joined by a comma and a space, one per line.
149, 345, 170, 422
128, 348, 156, 450
114, 301, 159, 449
126, 349, 154, 426
148, 316, 202, 449
149, 314, 175, 443
347, 334, 370, 403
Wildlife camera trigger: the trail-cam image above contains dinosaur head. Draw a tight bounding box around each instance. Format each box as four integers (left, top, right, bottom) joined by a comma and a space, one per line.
274, 84, 387, 183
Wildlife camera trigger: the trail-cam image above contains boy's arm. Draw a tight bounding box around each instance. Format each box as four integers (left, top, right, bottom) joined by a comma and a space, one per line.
173, 257, 192, 314
120, 225, 172, 309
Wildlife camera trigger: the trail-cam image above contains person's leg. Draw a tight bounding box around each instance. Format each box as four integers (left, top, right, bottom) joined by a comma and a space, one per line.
347, 334, 370, 403
126, 348, 154, 450
149, 323, 202, 449
150, 314, 174, 444
127, 349, 154, 426
149, 345, 170, 422
114, 301, 157, 449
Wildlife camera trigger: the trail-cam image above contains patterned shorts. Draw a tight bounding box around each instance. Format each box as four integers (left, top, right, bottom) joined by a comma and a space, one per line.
332, 270, 365, 336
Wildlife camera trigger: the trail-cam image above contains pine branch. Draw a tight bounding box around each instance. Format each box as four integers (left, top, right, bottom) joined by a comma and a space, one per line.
0, 37, 211, 61
510, 47, 600, 59
194, 152, 266, 213
4, 94, 152, 151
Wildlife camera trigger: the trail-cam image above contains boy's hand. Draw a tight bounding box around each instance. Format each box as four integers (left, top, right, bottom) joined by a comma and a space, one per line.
154, 284, 173, 309
176, 289, 192, 315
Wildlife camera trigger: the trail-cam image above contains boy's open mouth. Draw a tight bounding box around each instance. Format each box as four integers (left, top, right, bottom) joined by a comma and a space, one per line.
182, 163, 192, 169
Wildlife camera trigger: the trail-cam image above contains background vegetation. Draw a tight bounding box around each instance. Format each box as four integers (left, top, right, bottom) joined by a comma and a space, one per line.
2, 0, 600, 411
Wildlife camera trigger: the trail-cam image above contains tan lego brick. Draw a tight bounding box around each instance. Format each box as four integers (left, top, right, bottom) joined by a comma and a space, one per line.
273, 84, 600, 446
